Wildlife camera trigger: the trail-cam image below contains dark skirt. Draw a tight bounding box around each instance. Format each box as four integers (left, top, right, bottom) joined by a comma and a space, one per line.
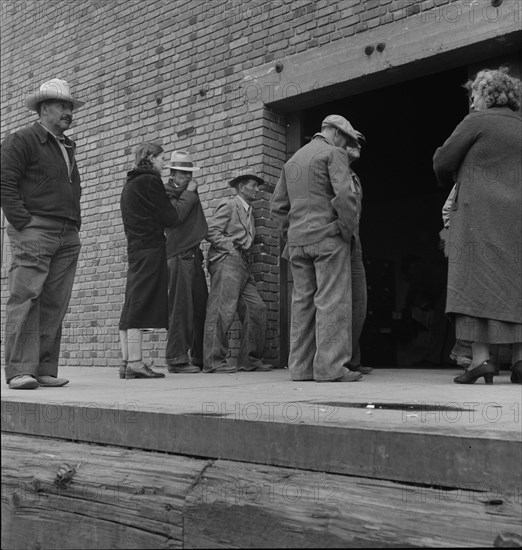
455, 314, 522, 344
119, 247, 169, 330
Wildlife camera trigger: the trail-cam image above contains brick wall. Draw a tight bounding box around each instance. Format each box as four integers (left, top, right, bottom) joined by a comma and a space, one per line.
0, 0, 454, 368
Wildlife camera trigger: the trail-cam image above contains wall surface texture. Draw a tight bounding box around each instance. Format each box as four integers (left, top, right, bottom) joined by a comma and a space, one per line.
1, 0, 516, 368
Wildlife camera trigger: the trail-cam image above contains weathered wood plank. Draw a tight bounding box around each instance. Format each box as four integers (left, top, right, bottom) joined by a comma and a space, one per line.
243, 1, 521, 110
1, 434, 208, 550
2, 434, 521, 549
3, 400, 520, 494
184, 460, 522, 548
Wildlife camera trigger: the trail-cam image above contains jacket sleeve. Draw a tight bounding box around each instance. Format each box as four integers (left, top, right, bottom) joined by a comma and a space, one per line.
328, 147, 358, 243
0, 133, 32, 229
270, 168, 290, 244
206, 200, 235, 252
433, 114, 479, 187
150, 181, 198, 228
442, 184, 457, 228
165, 188, 200, 224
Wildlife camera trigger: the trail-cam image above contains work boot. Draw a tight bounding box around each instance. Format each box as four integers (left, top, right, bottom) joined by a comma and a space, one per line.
36, 376, 69, 387
8, 375, 39, 390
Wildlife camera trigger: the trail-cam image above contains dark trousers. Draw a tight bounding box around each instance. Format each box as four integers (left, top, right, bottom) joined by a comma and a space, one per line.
203, 251, 267, 370
4, 216, 81, 382
166, 248, 208, 366
350, 238, 367, 368
288, 236, 352, 381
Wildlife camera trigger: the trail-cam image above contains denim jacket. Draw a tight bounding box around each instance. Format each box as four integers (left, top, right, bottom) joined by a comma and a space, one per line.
1, 122, 82, 230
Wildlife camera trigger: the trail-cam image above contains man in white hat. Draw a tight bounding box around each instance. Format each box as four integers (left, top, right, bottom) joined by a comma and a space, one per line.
164, 151, 209, 373
1, 79, 85, 389
270, 115, 364, 382
203, 172, 272, 373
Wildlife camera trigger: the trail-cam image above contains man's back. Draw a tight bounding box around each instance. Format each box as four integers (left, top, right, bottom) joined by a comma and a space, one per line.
271, 134, 356, 247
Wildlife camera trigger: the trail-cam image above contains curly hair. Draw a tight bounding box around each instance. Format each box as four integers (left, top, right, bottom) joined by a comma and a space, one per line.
466, 67, 521, 111
134, 141, 164, 168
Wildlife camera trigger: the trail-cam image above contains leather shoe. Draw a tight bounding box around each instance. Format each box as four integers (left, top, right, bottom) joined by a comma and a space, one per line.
349, 365, 373, 374
239, 363, 273, 372
454, 360, 496, 384
8, 375, 39, 390
202, 364, 238, 373
511, 360, 522, 384
168, 363, 201, 373
317, 371, 363, 382
125, 361, 165, 379
36, 375, 69, 387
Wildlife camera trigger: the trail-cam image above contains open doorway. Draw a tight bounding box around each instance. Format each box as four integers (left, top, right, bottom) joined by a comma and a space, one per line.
300, 67, 470, 366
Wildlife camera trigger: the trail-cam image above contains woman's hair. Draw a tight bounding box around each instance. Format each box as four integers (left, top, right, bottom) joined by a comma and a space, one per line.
134, 142, 164, 168
466, 67, 521, 111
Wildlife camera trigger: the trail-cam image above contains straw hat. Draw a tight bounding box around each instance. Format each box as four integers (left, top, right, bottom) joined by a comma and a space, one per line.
25, 78, 85, 111
166, 151, 201, 171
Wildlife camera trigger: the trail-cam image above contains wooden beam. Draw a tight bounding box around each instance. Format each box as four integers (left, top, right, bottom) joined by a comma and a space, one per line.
2, 434, 521, 549
2, 400, 521, 496
243, 2, 521, 111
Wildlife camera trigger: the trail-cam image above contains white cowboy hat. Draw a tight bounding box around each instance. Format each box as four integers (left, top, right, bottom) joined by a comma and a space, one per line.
25, 78, 85, 111
166, 151, 201, 171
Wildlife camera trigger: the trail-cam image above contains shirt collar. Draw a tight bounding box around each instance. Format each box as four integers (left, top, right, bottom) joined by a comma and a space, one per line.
37, 121, 73, 147
313, 132, 335, 146
237, 194, 251, 212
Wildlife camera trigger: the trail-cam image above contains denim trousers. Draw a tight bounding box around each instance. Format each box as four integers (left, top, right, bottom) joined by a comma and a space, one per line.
350, 238, 367, 368
288, 236, 352, 381
203, 251, 267, 370
4, 216, 81, 382
166, 248, 208, 366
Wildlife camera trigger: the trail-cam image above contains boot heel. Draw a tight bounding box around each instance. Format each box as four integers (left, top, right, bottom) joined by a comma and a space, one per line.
484, 374, 494, 385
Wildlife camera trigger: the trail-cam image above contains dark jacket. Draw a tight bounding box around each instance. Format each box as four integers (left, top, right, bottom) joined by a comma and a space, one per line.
433, 106, 522, 323
1, 122, 82, 229
164, 178, 208, 258
120, 167, 198, 253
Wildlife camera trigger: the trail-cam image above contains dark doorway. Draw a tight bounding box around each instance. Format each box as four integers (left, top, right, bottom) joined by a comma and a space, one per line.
301, 67, 470, 366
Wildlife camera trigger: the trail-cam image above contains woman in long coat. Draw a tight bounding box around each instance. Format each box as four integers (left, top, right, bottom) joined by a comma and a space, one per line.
433, 67, 522, 384
119, 142, 197, 379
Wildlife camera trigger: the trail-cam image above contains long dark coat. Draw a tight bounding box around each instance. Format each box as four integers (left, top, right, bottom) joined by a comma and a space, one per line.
433, 106, 522, 324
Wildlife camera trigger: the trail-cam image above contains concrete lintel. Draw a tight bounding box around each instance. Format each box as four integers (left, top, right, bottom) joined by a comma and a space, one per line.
243, 2, 521, 111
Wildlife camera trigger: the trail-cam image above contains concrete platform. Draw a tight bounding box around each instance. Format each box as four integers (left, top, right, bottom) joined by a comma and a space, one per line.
2, 366, 521, 496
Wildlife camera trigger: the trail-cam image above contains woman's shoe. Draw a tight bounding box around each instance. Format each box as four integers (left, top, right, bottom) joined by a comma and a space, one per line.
119, 360, 128, 379
510, 361, 522, 384
453, 360, 497, 385
125, 361, 165, 379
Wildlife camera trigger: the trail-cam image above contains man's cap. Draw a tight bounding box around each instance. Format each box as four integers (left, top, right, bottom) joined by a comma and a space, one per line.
322, 114, 364, 142
167, 151, 201, 171
25, 79, 85, 111
229, 173, 264, 188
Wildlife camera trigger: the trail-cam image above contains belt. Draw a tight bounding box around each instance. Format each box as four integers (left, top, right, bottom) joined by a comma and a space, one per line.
178, 246, 201, 259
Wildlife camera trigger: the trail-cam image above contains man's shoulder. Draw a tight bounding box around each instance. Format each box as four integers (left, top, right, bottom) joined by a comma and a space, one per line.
286, 136, 333, 164
2, 123, 39, 144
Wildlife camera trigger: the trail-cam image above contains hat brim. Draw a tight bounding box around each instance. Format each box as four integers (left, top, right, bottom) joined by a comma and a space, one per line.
167, 165, 201, 171
229, 174, 264, 188
25, 92, 85, 112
